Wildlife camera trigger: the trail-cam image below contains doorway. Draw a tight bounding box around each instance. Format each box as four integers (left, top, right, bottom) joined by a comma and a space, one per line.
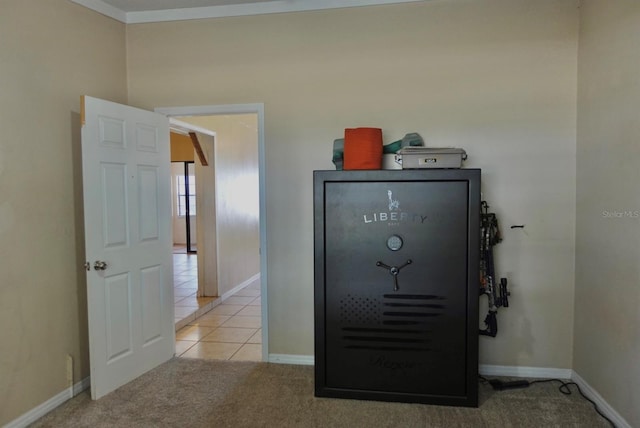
169, 126, 212, 329
161, 104, 267, 362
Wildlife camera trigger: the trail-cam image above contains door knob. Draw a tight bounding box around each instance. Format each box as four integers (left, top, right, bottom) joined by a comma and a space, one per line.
94, 261, 108, 271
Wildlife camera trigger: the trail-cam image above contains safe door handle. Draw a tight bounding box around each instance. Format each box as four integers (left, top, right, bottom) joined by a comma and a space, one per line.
376, 259, 412, 291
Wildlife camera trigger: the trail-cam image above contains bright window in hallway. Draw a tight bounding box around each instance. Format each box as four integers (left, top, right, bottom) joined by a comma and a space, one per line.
176, 169, 196, 217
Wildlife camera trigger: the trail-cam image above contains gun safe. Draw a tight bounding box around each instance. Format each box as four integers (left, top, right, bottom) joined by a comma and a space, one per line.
313, 169, 480, 407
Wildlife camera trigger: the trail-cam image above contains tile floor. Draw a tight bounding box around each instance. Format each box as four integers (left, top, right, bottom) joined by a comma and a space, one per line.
173, 248, 262, 362
173, 250, 216, 329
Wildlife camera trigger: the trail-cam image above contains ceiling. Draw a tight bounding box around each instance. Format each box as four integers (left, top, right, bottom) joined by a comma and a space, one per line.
71, 0, 426, 23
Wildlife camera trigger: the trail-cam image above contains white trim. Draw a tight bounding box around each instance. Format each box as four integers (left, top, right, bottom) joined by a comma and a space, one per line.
78, 0, 429, 24
479, 364, 572, 379
156, 103, 268, 363
127, 0, 426, 23
157, 104, 263, 117
73, 376, 91, 396
69, 0, 127, 22
263, 359, 576, 378
5, 377, 90, 428
221, 273, 260, 301
268, 354, 315, 366
571, 371, 632, 428
169, 118, 216, 138
265, 359, 578, 379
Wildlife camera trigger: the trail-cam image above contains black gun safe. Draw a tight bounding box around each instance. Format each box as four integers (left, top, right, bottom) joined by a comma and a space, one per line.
313, 169, 480, 407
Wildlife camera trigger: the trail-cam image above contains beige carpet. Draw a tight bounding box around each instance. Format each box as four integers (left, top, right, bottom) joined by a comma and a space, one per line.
30, 358, 610, 427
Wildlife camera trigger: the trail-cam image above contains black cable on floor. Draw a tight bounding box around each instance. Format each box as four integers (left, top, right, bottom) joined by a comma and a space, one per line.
529, 379, 615, 428
479, 376, 616, 428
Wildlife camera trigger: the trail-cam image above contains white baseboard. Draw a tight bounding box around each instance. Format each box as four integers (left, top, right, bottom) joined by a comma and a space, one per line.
5, 377, 90, 428
571, 370, 631, 428
73, 376, 91, 396
265, 357, 575, 380
479, 364, 572, 379
221, 273, 260, 301
268, 353, 315, 366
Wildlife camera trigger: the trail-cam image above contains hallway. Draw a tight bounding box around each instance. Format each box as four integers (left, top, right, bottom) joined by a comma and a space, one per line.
173, 250, 262, 361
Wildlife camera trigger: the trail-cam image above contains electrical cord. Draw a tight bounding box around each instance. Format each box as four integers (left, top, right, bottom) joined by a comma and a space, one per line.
479, 376, 616, 427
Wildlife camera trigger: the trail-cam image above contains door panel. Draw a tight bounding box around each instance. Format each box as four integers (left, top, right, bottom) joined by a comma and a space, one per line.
104, 272, 132, 362
102, 163, 129, 248
82, 96, 174, 399
141, 265, 163, 345
138, 165, 160, 242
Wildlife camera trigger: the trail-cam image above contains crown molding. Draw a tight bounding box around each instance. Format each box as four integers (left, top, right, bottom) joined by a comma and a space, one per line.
71, 0, 426, 24
70, 0, 127, 22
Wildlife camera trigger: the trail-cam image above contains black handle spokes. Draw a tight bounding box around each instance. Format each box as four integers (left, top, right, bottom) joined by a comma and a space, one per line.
376, 259, 412, 291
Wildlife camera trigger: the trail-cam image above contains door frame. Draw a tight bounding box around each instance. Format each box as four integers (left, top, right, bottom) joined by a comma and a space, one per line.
157, 103, 268, 361
171, 160, 197, 253
183, 161, 197, 253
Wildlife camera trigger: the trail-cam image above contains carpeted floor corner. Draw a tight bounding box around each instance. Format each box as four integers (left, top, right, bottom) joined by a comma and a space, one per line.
29, 358, 610, 427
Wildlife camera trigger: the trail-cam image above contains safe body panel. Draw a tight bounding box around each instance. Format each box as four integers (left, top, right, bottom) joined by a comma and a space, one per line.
314, 169, 480, 407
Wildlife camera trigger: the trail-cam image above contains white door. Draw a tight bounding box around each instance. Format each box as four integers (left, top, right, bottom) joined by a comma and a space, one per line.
81, 96, 174, 399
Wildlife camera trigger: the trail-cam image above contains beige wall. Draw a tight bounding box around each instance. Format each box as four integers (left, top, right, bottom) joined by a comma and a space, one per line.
170, 131, 195, 162
0, 0, 127, 424
127, 0, 579, 361
574, 1, 640, 426
181, 115, 260, 297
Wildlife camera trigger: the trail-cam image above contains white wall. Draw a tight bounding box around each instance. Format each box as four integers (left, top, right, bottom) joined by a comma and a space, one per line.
574, 1, 640, 426
126, 0, 579, 364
